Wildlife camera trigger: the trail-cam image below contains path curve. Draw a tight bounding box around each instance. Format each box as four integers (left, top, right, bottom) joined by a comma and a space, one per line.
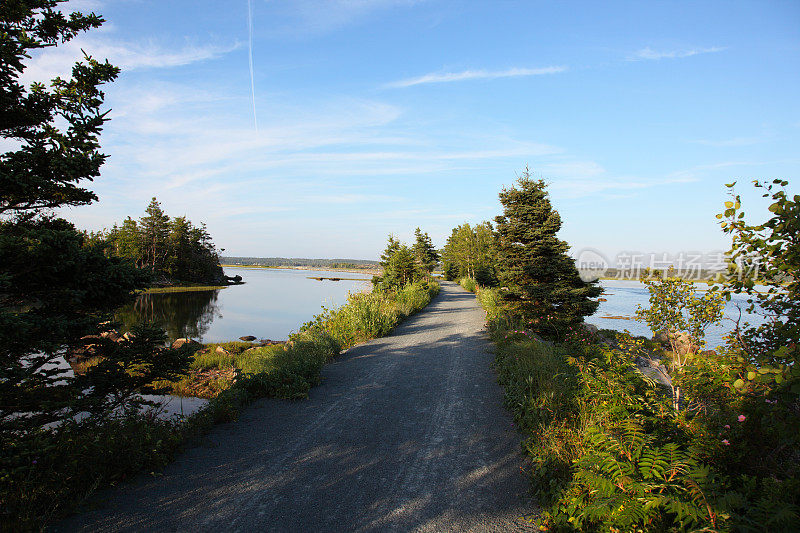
60, 281, 535, 532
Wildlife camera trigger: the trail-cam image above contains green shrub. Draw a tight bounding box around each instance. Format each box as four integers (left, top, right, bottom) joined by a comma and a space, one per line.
480, 290, 800, 531
459, 276, 477, 293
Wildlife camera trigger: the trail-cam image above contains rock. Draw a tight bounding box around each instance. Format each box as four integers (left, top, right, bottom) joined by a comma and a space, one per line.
239, 335, 257, 342
634, 356, 672, 388
653, 331, 670, 345
583, 323, 599, 335
172, 338, 201, 350
671, 331, 699, 356
215, 345, 230, 355
653, 330, 698, 356
122, 331, 136, 341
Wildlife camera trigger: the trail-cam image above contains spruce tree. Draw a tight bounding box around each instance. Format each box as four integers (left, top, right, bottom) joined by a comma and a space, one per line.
412, 227, 439, 276
139, 197, 170, 272
494, 170, 601, 336
0, 2, 191, 438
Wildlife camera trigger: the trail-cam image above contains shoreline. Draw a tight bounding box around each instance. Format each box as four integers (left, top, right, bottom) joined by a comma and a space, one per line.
222, 264, 383, 275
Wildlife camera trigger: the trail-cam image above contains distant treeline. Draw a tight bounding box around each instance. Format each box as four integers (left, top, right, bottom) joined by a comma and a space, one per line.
222, 257, 380, 269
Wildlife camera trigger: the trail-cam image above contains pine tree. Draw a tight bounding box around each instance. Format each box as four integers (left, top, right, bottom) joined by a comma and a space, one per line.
0, 2, 191, 438
412, 227, 439, 275
379, 234, 400, 270
139, 197, 170, 272
384, 245, 418, 288
494, 170, 601, 336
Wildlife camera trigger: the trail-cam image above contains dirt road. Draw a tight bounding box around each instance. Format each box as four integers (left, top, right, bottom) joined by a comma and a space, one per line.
61, 281, 534, 532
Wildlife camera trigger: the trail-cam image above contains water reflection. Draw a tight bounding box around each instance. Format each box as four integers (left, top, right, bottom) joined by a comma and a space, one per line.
115, 268, 370, 343
116, 289, 222, 340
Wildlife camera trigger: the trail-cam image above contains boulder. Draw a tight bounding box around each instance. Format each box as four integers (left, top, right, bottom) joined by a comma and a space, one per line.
653, 331, 670, 345
671, 331, 699, 356
122, 331, 136, 341
634, 356, 672, 388
215, 345, 230, 355
583, 323, 599, 335
653, 330, 699, 356
239, 335, 257, 342
172, 338, 201, 350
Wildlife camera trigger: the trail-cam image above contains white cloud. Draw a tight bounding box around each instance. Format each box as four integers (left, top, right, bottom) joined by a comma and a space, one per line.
20, 35, 237, 85
538, 160, 698, 199
630, 46, 726, 61
385, 66, 567, 88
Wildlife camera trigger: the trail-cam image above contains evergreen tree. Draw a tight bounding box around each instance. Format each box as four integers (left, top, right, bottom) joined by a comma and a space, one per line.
139, 197, 170, 272
383, 245, 419, 288
494, 170, 601, 336
379, 234, 400, 270
0, 2, 191, 438
412, 227, 439, 275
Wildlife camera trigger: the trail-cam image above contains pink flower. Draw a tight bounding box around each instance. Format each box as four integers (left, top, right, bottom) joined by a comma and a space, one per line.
738, 415, 746, 422
722, 439, 730, 446
724, 424, 730, 429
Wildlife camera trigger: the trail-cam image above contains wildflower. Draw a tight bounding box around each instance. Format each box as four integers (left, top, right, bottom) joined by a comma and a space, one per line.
724, 424, 730, 429
722, 439, 730, 445
738, 415, 746, 422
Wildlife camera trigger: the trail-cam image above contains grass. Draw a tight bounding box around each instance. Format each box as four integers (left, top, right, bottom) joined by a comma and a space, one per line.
299, 280, 440, 349
140, 285, 227, 294
4, 280, 440, 530
471, 287, 800, 531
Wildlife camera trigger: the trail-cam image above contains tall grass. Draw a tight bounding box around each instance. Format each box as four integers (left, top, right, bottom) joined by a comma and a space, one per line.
5, 281, 440, 530
458, 276, 477, 293
299, 280, 440, 349
474, 288, 800, 531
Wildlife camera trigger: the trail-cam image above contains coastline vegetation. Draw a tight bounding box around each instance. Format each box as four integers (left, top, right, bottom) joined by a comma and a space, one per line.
140, 285, 228, 294
455, 175, 799, 531
91, 197, 226, 286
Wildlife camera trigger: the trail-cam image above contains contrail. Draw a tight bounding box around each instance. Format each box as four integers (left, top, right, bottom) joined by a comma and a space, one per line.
247, 0, 258, 132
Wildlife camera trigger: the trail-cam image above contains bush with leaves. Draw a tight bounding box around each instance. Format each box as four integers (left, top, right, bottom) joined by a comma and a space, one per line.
635, 271, 725, 411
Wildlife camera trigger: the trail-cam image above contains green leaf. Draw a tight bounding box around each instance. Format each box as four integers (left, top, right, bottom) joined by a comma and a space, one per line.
733, 379, 745, 389
724, 201, 734, 209
747, 371, 756, 380
768, 202, 780, 213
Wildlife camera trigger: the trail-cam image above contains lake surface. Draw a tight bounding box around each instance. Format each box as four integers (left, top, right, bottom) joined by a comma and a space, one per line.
585, 280, 766, 348
117, 267, 371, 343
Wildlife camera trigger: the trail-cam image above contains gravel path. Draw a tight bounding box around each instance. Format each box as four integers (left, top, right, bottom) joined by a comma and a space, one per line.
59, 281, 535, 532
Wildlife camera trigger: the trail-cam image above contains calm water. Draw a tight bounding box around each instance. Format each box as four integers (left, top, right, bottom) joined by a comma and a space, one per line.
117, 267, 371, 343
585, 280, 765, 348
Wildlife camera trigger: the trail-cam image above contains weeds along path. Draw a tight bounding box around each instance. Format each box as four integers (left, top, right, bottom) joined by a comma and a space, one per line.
60, 281, 534, 532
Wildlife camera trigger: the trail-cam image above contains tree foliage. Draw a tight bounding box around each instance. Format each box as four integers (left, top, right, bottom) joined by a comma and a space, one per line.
102, 198, 224, 284
0, 1, 117, 213
494, 170, 601, 335
440, 221, 497, 284
0, 1, 192, 439
375, 234, 422, 289
716, 179, 800, 396
412, 227, 439, 276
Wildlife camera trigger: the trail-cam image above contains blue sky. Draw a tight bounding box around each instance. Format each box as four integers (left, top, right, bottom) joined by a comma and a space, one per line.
34, 0, 800, 262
